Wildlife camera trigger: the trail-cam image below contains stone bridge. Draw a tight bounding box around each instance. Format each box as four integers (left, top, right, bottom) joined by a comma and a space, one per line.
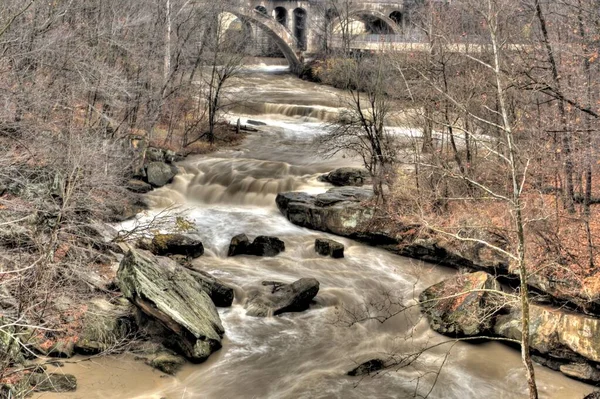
228, 0, 408, 72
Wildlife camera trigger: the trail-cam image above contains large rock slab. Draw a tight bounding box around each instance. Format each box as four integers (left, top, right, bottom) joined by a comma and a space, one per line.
420, 271, 502, 337
319, 167, 370, 187
276, 187, 376, 239
152, 234, 204, 258
246, 278, 320, 317
117, 249, 224, 362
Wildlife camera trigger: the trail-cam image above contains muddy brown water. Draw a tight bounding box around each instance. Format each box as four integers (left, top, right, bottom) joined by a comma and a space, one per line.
38, 63, 594, 399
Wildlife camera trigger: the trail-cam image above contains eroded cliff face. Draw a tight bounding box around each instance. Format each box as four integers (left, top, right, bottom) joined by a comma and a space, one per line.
420, 271, 600, 384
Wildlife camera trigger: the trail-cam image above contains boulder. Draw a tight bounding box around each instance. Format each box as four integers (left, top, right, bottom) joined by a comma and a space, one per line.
584, 392, 600, 399
319, 167, 370, 187
165, 150, 184, 164
228, 234, 251, 256
249, 236, 285, 257
246, 278, 319, 317
347, 359, 385, 376
117, 250, 224, 362
315, 238, 344, 258
419, 272, 502, 337
152, 234, 204, 258
127, 179, 153, 194
145, 147, 165, 163
29, 373, 77, 392
187, 269, 234, 307
145, 162, 178, 188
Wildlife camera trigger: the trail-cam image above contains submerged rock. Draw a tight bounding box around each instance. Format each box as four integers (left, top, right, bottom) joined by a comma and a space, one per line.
148, 351, 186, 375
246, 278, 320, 317
347, 359, 385, 376
315, 238, 344, 258
228, 233, 250, 256
151, 234, 204, 258
29, 373, 77, 392
117, 249, 224, 362
419, 271, 502, 337
319, 167, 370, 187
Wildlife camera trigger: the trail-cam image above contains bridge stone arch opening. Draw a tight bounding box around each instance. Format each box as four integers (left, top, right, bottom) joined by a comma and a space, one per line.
255, 5, 268, 16
222, 9, 302, 73
389, 11, 403, 28
293, 8, 308, 51
329, 9, 402, 36
274, 7, 288, 27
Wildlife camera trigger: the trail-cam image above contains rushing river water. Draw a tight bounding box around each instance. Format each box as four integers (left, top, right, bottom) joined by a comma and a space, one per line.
40, 63, 594, 399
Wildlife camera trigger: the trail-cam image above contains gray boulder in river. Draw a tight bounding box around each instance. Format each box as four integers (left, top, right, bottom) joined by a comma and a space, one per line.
117, 249, 224, 362
151, 233, 204, 258
145, 162, 178, 188
246, 278, 320, 317
319, 167, 370, 187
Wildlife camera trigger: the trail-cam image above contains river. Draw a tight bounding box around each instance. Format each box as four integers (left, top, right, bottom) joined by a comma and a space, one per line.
39, 63, 593, 399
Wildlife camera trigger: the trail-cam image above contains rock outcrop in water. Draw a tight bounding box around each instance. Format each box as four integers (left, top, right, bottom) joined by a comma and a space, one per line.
151, 234, 204, 258
319, 167, 370, 187
228, 233, 251, 256
117, 249, 224, 362
347, 359, 386, 376
227, 234, 285, 257
245, 278, 320, 317
421, 271, 600, 383
315, 238, 344, 258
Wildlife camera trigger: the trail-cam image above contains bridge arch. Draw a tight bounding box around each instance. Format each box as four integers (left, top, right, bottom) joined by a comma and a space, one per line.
226, 9, 302, 73
274, 7, 288, 27
389, 11, 403, 27
330, 9, 402, 35
255, 5, 268, 16
293, 8, 308, 51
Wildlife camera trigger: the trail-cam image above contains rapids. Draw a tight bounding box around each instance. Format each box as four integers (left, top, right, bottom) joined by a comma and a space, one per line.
40, 63, 593, 399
